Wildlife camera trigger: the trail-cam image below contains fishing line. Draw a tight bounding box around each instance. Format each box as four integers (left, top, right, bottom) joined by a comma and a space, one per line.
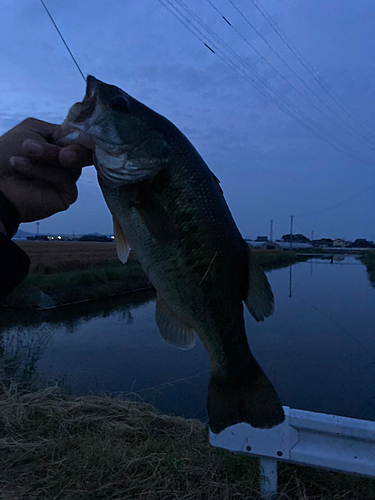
39, 0, 86, 82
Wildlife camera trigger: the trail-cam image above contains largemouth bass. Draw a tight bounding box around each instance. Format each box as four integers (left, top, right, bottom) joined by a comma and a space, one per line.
57, 76, 284, 433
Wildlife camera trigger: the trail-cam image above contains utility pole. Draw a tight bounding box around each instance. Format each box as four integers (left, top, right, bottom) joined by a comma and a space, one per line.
270, 220, 273, 242
290, 215, 293, 251
36, 222, 40, 235
311, 230, 314, 245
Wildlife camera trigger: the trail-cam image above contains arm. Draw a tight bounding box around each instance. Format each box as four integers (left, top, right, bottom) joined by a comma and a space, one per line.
0, 189, 30, 302
0, 118, 93, 302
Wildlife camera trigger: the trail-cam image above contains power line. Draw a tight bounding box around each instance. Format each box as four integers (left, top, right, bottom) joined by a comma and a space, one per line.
227, 0, 375, 148
205, 0, 375, 152
247, 0, 375, 143
160, 0, 375, 167
39, 0, 86, 82
296, 181, 375, 218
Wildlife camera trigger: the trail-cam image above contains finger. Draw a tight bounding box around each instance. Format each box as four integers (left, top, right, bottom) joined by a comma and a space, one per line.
11, 153, 82, 183
9, 156, 32, 169
59, 144, 93, 168
22, 139, 61, 165
13, 160, 79, 189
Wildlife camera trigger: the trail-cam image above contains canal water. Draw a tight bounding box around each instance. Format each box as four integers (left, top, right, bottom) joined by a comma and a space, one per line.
1, 255, 374, 423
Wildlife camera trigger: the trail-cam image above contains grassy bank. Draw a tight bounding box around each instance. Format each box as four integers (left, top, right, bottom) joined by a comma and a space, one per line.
6, 243, 299, 309
252, 250, 298, 270
360, 251, 375, 286
5, 261, 150, 309
0, 386, 373, 500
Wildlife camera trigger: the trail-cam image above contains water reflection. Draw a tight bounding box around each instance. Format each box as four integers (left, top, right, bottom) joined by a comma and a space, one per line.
0, 256, 374, 423
0, 290, 155, 391
246, 255, 375, 422
0, 288, 156, 332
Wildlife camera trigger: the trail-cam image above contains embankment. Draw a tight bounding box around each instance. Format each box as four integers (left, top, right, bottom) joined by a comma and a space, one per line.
5, 242, 298, 309
0, 386, 373, 499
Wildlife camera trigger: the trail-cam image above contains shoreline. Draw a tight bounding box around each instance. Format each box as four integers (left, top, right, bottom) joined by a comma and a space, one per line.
5, 245, 299, 310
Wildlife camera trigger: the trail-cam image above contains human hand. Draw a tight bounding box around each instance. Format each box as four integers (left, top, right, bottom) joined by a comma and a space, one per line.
0, 118, 93, 223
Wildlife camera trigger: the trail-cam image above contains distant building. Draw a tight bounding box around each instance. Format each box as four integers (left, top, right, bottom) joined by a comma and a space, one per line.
248, 240, 285, 250
333, 239, 346, 248
312, 239, 333, 248
352, 239, 375, 248
256, 236, 268, 242
259, 241, 282, 250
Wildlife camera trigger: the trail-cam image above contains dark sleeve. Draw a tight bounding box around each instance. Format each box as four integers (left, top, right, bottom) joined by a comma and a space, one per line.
0, 190, 30, 303
0, 233, 30, 302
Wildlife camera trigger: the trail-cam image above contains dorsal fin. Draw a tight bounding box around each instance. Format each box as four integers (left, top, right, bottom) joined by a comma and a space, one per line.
244, 245, 274, 321
113, 217, 131, 264
155, 294, 196, 350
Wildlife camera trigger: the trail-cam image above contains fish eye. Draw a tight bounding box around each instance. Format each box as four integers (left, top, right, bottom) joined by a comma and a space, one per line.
110, 96, 130, 113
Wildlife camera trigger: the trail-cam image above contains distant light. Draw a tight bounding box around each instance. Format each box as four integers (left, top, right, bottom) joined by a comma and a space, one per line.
58, 236, 62, 240
51, 237, 54, 240
111, 236, 115, 239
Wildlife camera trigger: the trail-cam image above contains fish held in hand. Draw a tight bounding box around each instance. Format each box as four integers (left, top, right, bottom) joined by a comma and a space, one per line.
57, 75, 285, 433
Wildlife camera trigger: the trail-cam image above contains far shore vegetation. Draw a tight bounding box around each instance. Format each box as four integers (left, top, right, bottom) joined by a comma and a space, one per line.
361, 250, 375, 287
5, 242, 299, 309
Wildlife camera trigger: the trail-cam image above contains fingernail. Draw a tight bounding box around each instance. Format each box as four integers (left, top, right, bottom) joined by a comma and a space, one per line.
10, 157, 30, 168
24, 140, 43, 156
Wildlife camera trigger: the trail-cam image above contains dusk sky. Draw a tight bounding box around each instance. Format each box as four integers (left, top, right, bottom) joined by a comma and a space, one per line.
2, 0, 375, 241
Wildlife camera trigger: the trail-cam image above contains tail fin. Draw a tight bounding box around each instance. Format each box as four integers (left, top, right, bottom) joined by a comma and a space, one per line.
208, 368, 284, 434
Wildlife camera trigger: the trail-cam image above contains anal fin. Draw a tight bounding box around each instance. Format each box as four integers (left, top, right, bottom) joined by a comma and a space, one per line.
244, 244, 274, 321
113, 217, 131, 264
155, 294, 196, 350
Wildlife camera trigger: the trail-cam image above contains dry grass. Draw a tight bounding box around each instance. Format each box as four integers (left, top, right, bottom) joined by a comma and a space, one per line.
6, 242, 149, 308
17, 241, 127, 273
0, 386, 374, 500
6, 243, 299, 309
15, 242, 296, 275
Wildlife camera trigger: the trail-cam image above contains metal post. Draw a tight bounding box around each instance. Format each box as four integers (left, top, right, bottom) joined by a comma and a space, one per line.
290, 215, 293, 251
270, 220, 273, 242
259, 457, 278, 499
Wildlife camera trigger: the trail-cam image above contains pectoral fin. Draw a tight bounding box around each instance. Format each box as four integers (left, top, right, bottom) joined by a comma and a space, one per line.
244, 245, 274, 321
113, 217, 131, 264
135, 184, 177, 244
137, 206, 177, 244
155, 294, 196, 350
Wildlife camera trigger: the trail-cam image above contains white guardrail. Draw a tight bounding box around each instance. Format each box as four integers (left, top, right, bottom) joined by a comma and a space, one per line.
209, 406, 375, 499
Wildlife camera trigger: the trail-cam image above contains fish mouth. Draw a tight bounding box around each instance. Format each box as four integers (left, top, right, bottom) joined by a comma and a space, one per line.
57, 98, 123, 153
86, 75, 101, 97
